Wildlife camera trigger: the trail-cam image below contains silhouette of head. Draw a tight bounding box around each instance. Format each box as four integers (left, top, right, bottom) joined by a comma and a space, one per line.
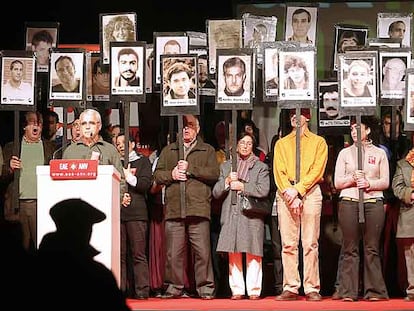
49, 199, 106, 246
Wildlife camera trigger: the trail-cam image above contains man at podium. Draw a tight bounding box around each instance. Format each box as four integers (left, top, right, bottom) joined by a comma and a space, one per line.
62, 108, 126, 194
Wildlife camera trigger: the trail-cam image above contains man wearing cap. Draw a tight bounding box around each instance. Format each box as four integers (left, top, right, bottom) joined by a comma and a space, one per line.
37, 198, 131, 311
273, 108, 328, 301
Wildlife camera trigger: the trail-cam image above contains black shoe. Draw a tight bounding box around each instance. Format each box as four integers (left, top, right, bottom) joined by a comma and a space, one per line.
161, 292, 181, 299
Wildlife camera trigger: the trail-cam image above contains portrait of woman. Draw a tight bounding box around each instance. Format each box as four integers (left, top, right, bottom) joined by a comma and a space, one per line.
100, 13, 137, 64
341, 59, 374, 98
278, 50, 315, 101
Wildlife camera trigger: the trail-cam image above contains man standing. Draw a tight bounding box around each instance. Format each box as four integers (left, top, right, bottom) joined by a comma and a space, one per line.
114, 48, 140, 87
164, 62, 195, 100
62, 109, 126, 195
273, 108, 328, 301
154, 114, 219, 300
287, 8, 313, 44
2, 111, 56, 251
221, 56, 246, 97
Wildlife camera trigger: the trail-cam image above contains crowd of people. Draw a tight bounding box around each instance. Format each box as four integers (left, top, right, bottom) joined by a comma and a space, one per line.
0, 105, 413, 305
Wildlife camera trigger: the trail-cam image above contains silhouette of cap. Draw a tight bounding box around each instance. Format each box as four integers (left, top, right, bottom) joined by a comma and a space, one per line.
50, 199, 106, 229
289, 108, 311, 120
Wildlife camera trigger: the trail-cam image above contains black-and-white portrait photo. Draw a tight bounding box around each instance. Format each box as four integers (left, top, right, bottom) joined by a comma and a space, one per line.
318, 81, 350, 128
25, 23, 58, 73
279, 50, 315, 100
1, 56, 35, 106
333, 25, 368, 71
100, 13, 137, 65
263, 47, 279, 98
405, 71, 414, 125
154, 34, 189, 85
49, 51, 84, 100
90, 54, 110, 101
110, 44, 144, 96
161, 55, 197, 107
145, 44, 154, 94
242, 13, 277, 66
197, 53, 216, 96
380, 51, 410, 99
207, 19, 242, 75
377, 13, 412, 47
339, 55, 376, 108
285, 6, 317, 46
216, 53, 251, 107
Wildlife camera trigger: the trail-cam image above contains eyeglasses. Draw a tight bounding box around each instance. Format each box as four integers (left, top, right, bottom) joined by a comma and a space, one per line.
239, 141, 253, 147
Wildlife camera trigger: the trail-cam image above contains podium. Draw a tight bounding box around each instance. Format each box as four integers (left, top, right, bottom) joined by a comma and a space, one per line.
36, 163, 121, 285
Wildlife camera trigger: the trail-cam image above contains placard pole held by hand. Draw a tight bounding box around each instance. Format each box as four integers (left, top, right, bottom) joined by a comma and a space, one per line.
231, 110, 238, 205
177, 115, 186, 218
356, 113, 365, 224
295, 106, 301, 184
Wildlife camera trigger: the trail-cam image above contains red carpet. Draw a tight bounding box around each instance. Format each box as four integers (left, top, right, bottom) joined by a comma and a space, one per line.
127, 297, 414, 310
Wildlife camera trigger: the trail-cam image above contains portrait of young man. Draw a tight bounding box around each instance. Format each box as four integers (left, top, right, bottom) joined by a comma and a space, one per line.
263, 47, 279, 98
1, 57, 35, 106
91, 55, 110, 101
25, 25, 58, 72
318, 81, 350, 130
154, 34, 189, 85
162, 57, 197, 107
110, 45, 144, 96
49, 52, 84, 101
216, 53, 252, 107
377, 14, 412, 47
333, 26, 368, 71
284, 6, 317, 46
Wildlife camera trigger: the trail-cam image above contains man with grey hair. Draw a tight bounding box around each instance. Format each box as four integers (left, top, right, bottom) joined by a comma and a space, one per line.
62, 108, 126, 195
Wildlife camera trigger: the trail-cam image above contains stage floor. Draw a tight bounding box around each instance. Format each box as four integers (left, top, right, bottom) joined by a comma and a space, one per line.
127, 296, 414, 311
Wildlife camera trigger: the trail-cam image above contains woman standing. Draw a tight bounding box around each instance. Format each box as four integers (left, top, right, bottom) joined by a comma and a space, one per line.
391, 146, 414, 301
334, 116, 389, 301
212, 132, 270, 300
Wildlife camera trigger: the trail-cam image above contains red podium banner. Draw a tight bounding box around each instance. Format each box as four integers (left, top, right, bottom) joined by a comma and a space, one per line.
49, 159, 98, 180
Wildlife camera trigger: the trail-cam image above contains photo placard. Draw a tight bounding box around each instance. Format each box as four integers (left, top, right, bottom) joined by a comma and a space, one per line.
0, 50, 36, 110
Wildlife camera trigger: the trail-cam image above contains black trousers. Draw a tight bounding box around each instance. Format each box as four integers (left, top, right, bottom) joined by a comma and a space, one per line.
121, 220, 149, 297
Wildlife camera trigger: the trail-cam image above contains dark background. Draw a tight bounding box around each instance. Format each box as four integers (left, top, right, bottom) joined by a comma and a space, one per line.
0, 1, 235, 50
